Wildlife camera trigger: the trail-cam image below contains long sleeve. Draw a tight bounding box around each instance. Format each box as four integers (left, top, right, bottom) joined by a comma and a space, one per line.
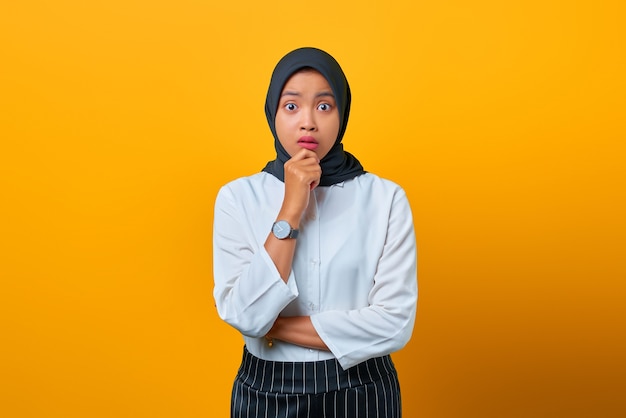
213, 181, 299, 337
310, 186, 417, 369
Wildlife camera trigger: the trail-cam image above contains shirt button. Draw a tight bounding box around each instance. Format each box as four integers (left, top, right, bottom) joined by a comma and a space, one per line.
308, 302, 315, 310
309, 349, 314, 353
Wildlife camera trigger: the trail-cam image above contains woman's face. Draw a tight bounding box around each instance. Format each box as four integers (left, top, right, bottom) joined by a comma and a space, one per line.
275, 70, 340, 160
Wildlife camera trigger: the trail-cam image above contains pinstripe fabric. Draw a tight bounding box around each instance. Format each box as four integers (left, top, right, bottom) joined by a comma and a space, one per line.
231, 347, 401, 418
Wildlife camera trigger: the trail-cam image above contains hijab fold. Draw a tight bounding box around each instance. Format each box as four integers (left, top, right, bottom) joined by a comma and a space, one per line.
262, 47, 365, 186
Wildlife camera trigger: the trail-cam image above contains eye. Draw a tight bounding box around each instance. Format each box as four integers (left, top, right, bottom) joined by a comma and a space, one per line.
317, 103, 332, 111
284, 103, 297, 111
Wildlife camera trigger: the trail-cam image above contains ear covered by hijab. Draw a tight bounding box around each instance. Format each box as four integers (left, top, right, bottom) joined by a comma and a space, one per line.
262, 47, 365, 187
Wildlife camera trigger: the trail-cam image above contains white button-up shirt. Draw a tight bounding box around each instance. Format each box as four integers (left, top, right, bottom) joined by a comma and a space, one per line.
213, 172, 417, 369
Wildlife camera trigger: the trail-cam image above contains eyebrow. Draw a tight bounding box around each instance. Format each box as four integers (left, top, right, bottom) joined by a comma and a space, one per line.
280, 90, 335, 99
316, 91, 335, 99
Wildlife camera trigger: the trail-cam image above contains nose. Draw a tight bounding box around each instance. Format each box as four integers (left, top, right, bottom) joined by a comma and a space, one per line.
300, 108, 317, 131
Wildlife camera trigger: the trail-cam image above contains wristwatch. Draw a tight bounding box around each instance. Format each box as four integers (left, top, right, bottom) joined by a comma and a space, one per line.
271, 220, 299, 239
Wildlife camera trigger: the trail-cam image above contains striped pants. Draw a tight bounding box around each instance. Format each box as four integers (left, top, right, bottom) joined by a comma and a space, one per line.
231, 346, 401, 418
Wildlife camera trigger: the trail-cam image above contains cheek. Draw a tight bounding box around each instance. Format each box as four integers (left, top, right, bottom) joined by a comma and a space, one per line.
274, 114, 283, 132
274, 115, 294, 154
274, 116, 287, 139
275, 112, 294, 132
329, 114, 340, 139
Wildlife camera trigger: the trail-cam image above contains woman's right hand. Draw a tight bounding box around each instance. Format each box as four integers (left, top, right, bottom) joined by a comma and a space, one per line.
280, 148, 321, 225
265, 149, 320, 282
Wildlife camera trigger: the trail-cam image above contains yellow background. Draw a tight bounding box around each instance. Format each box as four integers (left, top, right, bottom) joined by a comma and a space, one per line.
1, 1, 625, 417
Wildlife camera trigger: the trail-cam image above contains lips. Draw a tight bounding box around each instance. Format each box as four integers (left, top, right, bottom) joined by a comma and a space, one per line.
298, 136, 319, 150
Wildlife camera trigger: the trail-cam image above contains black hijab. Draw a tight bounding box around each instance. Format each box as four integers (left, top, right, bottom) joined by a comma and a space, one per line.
262, 47, 365, 186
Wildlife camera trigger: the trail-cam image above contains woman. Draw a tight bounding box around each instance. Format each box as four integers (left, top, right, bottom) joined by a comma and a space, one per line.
213, 47, 417, 417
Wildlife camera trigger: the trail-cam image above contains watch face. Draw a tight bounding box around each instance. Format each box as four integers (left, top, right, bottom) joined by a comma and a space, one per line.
272, 220, 291, 239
